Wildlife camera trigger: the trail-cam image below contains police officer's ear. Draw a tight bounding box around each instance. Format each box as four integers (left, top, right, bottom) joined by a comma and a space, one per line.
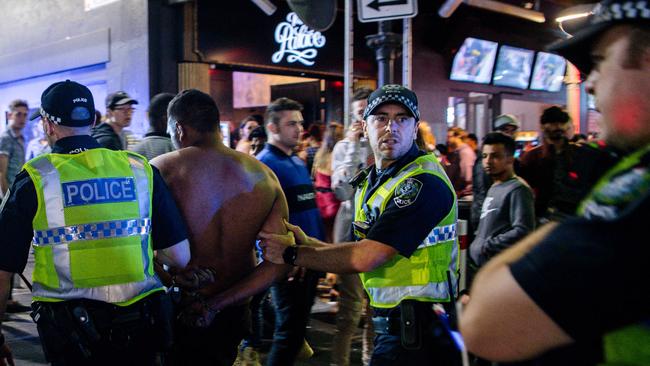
361, 119, 368, 138
42, 118, 54, 137
413, 121, 420, 141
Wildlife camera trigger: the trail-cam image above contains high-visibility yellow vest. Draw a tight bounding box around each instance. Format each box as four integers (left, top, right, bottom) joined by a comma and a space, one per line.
578, 144, 650, 366
354, 154, 458, 308
23, 148, 162, 306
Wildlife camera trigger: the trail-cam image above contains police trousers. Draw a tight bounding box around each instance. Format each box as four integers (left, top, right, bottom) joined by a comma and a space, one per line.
370, 301, 462, 366
32, 292, 172, 366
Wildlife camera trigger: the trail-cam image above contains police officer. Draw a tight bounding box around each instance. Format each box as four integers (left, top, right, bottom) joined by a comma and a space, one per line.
0, 80, 191, 365
460, 1, 650, 365
260, 85, 461, 365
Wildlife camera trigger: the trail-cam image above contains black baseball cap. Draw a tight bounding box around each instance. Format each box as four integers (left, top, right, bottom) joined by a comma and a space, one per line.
548, 0, 650, 75
363, 84, 420, 122
105, 91, 138, 109
30, 80, 95, 127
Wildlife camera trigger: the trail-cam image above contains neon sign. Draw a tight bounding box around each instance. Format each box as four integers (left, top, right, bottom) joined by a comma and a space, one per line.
272, 12, 326, 67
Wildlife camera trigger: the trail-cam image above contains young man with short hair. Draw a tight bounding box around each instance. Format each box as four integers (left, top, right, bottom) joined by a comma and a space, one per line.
256, 97, 324, 366
150, 89, 291, 365
469, 132, 534, 267
0, 99, 28, 195
92, 91, 138, 150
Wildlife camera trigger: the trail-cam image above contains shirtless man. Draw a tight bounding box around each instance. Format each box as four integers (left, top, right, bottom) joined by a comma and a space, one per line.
151, 89, 290, 365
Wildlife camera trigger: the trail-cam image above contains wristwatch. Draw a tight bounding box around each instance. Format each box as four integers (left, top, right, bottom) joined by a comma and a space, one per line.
282, 245, 299, 266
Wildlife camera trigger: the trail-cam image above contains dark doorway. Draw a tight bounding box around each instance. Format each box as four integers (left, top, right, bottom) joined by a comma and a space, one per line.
271, 81, 321, 128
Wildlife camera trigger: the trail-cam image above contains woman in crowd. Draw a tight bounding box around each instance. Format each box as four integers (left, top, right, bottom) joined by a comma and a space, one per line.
312, 122, 344, 242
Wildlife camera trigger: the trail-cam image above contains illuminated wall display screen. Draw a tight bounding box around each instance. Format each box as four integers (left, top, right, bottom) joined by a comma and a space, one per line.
492, 45, 535, 89
530, 52, 567, 92
450, 37, 498, 84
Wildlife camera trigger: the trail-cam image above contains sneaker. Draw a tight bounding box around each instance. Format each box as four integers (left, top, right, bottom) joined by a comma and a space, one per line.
233, 343, 261, 366
296, 339, 314, 360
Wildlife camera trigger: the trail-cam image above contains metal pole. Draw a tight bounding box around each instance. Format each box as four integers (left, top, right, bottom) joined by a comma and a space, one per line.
402, 17, 412, 88
344, 0, 354, 129
366, 20, 401, 87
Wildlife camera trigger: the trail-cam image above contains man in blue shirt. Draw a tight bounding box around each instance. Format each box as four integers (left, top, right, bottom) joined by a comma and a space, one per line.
257, 97, 325, 366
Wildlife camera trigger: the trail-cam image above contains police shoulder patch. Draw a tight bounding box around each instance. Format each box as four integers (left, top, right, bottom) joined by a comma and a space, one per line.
393, 178, 422, 208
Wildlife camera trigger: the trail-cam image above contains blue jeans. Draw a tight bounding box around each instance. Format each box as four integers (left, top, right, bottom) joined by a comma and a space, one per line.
266, 270, 319, 366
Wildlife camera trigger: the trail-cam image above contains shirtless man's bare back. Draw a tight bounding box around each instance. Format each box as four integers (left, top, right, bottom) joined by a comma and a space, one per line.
151, 89, 289, 365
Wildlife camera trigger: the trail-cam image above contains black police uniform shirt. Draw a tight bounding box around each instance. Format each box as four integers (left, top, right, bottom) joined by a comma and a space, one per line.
0, 135, 188, 273
510, 179, 650, 346
361, 144, 454, 258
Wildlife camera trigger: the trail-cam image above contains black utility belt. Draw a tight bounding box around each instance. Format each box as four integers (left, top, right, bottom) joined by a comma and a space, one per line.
31, 292, 173, 361
32, 292, 162, 329
372, 300, 449, 350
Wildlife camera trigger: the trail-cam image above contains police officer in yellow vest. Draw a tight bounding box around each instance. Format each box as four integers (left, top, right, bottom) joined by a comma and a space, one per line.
460, 1, 650, 365
259, 85, 461, 365
0, 80, 191, 365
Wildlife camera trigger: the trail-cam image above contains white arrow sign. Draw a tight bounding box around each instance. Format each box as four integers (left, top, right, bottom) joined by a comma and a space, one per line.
357, 0, 418, 22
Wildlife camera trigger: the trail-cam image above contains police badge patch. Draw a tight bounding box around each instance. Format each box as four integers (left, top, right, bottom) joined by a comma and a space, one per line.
393, 178, 422, 208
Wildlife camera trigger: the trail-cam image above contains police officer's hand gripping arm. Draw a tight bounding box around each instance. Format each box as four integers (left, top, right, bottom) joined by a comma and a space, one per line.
260, 221, 397, 274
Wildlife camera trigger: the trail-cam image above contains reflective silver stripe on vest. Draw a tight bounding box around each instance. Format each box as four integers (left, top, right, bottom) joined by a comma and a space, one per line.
417, 223, 457, 249
366, 281, 452, 305
129, 156, 151, 218
32, 218, 151, 245
32, 276, 161, 304
31, 158, 65, 228
128, 155, 152, 276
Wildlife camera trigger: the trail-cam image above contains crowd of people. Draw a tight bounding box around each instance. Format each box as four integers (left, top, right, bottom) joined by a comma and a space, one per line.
0, 0, 648, 365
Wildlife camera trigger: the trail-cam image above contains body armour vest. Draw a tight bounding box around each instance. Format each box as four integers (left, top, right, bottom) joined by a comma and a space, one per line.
579, 144, 650, 366
354, 154, 459, 308
23, 148, 162, 306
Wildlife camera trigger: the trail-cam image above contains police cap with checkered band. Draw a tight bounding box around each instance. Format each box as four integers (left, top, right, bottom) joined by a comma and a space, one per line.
548, 0, 650, 75
363, 84, 420, 122
30, 80, 95, 127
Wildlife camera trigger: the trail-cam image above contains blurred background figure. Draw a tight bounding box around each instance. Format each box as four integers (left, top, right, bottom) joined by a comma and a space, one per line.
464, 132, 479, 155
131, 93, 175, 160
416, 122, 437, 153
298, 122, 323, 174
236, 114, 264, 154
313, 122, 344, 243
25, 117, 51, 161
330, 87, 374, 366
92, 91, 138, 150
249, 126, 268, 156
519, 106, 617, 223
446, 126, 476, 198
0, 99, 30, 314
